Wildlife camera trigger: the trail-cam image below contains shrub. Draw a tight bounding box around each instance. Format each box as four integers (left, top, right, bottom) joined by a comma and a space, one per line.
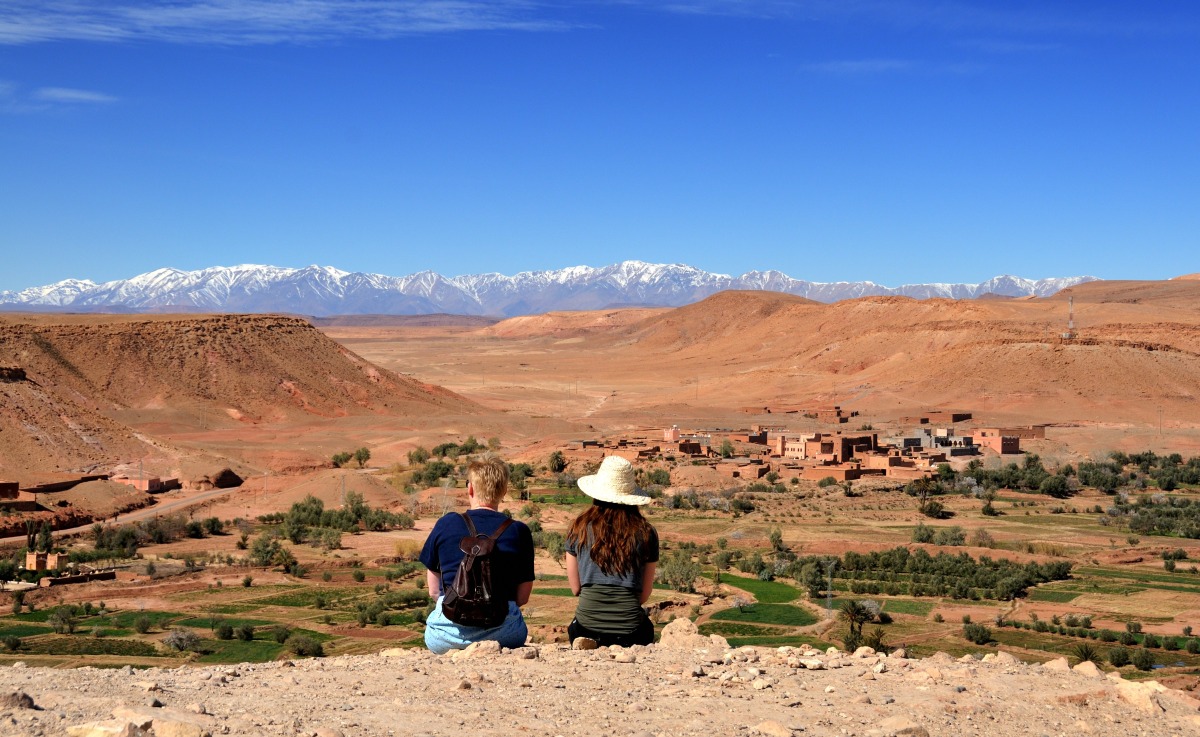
216, 622, 234, 640
286, 634, 324, 657
242, 575, 254, 588
1186, 639, 1200, 655
163, 628, 200, 652
322, 571, 333, 582
1142, 634, 1161, 649
236, 625, 255, 642
1119, 632, 1137, 646
1163, 637, 1180, 652
911, 523, 934, 544
271, 626, 291, 644
962, 623, 993, 645
2, 636, 20, 652
817, 477, 837, 488
1107, 647, 1130, 668
1131, 648, 1155, 671
1072, 642, 1100, 664
352, 570, 366, 583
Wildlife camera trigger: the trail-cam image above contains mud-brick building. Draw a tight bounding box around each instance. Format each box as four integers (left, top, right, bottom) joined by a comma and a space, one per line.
25, 551, 67, 572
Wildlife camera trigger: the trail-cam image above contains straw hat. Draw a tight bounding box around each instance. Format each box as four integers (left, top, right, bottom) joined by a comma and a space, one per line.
576, 455, 652, 506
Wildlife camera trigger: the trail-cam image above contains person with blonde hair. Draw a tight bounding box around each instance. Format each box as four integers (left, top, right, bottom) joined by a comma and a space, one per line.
565, 455, 659, 647
420, 455, 534, 653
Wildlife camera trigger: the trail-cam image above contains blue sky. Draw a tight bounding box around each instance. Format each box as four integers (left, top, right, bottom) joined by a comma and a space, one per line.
1, 1, 1198, 292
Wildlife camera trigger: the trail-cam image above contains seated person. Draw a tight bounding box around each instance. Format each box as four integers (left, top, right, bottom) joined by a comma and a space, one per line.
565, 455, 659, 647
420, 456, 534, 654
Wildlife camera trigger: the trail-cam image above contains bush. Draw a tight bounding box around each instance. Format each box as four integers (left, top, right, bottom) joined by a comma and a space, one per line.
1072, 642, 1100, 664
1107, 647, 1130, 668
962, 623, 993, 645
1131, 648, 1155, 671
270, 625, 291, 644
286, 634, 324, 658
242, 574, 254, 587
911, 523, 934, 544
817, 477, 837, 488
352, 569, 366, 583
236, 625, 255, 642
1186, 639, 1200, 655
2, 636, 20, 652
163, 628, 200, 652
216, 622, 234, 640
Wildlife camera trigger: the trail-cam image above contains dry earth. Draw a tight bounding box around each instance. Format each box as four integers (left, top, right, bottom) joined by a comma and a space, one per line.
2, 621, 1199, 737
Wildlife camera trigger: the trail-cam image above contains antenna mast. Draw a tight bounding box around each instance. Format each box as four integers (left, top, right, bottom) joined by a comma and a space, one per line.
1061, 296, 1076, 341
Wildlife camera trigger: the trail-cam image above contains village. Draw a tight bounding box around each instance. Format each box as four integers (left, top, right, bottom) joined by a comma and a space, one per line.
561, 407, 1040, 486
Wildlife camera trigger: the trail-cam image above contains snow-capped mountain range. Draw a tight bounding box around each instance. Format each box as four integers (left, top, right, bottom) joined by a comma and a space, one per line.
0, 262, 1096, 317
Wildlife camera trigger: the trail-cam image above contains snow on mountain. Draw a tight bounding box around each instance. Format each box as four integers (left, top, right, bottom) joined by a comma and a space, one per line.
0, 263, 1098, 317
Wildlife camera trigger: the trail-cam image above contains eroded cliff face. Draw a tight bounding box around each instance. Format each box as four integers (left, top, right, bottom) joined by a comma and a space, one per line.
1, 624, 1198, 737
0, 313, 477, 477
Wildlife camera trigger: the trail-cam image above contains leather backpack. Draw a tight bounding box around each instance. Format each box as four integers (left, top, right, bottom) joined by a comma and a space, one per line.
441, 512, 514, 628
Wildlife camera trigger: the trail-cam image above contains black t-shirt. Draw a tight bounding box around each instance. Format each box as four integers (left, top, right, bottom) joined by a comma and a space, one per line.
419, 509, 535, 603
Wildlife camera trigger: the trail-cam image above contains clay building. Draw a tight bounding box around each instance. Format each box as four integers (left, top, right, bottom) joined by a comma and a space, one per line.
974, 435, 1021, 454
25, 551, 67, 572
783, 432, 877, 463
974, 426, 1045, 440
899, 410, 973, 425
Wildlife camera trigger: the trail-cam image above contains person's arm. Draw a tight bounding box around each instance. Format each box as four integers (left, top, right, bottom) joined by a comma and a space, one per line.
426, 568, 441, 598
566, 552, 581, 596
515, 580, 533, 607
638, 562, 657, 605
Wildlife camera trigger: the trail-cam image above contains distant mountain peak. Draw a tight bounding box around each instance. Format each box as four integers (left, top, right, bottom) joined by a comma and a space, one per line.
0, 262, 1098, 317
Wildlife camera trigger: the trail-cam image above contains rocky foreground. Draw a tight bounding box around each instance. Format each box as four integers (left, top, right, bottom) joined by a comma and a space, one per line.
1, 620, 1198, 737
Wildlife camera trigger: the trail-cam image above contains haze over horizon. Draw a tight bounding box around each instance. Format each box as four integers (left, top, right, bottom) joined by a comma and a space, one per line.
2, 1, 1198, 292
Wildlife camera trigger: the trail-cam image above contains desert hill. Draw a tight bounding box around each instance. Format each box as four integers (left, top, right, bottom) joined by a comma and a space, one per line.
591, 286, 1200, 423
0, 314, 478, 478
2, 633, 1198, 737
485, 307, 670, 338
340, 282, 1200, 429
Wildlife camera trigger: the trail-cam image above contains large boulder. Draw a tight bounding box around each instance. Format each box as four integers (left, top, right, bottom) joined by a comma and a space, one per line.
658, 617, 729, 651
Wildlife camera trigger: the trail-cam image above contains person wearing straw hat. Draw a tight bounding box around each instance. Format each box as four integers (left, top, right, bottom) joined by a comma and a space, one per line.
565, 455, 659, 647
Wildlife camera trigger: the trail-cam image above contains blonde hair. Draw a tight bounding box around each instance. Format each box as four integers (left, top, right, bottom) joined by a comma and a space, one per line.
468, 455, 510, 506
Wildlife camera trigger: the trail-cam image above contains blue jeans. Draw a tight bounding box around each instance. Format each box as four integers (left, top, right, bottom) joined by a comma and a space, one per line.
424, 597, 528, 654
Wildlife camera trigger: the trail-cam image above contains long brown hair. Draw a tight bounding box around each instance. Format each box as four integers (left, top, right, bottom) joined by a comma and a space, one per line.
567, 501, 655, 576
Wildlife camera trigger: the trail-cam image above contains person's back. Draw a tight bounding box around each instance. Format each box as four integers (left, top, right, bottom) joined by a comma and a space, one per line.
420, 456, 534, 654
565, 456, 659, 647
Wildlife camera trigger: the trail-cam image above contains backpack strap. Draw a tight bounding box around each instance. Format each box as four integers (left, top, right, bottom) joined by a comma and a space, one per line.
460, 511, 514, 543
459, 511, 478, 537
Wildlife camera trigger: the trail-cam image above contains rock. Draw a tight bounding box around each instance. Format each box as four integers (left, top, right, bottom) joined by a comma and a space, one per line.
875, 715, 930, 737
516, 646, 539, 659
146, 698, 163, 708
450, 640, 502, 660
0, 691, 36, 709
825, 647, 840, 656
685, 666, 705, 678
752, 719, 794, 737
456, 679, 473, 690
112, 706, 212, 737
613, 650, 637, 663
888, 648, 906, 659
1072, 660, 1103, 678
993, 651, 1020, 666
799, 659, 825, 670
1043, 657, 1071, 673
66, 720, 145, 737
313, 729, 345, 737
872, 662, 888, 674
854, 646, 876, 658
185, 704, 207, 715
379, 649, 407, 658
134, 681, 160, 692
572, 637, 599, 651
751, 678, 772, 690
658, 618, 729, 651
1115, 680, 1165, 713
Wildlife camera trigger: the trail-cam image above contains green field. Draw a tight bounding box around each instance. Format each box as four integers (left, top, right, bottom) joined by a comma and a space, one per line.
710, 603, 817, 627
1028, 589, 1081, 603
720, 575, 799, 603
196, 638, 285, 664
